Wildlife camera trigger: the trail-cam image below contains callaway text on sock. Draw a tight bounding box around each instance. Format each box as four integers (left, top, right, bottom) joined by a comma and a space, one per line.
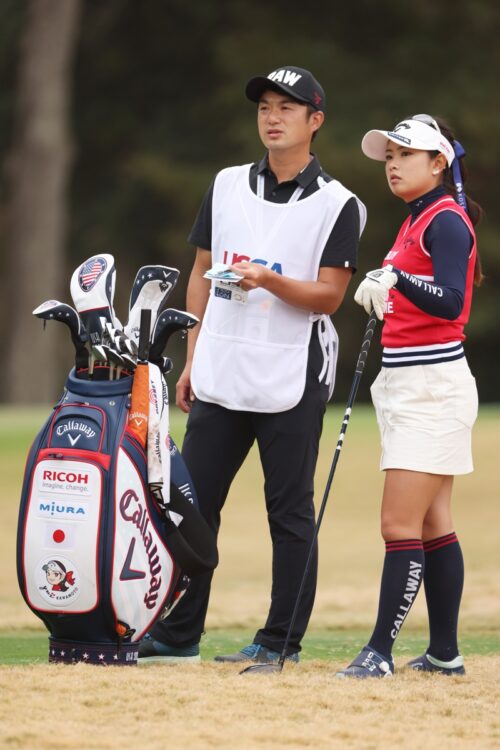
391, 560, 423, 639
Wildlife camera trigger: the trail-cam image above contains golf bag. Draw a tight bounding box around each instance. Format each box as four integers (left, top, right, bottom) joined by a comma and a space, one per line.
17, 368, 217, 666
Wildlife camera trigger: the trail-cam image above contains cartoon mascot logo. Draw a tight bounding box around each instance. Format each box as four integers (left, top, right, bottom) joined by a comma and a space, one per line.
37, 557, 80, 606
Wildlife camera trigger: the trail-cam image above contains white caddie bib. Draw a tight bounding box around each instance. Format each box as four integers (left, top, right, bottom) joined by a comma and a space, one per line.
191, 165, 366, 412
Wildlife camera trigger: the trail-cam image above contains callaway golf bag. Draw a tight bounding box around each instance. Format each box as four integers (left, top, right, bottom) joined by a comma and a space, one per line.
17, 372, 217, 666
18, 254, 217, 665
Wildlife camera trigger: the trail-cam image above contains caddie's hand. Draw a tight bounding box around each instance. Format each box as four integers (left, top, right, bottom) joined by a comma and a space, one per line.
176, 365, 195, 413
230, 261, 271, 291
353, 265, 398, 321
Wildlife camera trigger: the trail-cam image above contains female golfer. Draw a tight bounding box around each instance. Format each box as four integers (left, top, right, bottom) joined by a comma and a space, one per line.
337, 114, 483, 678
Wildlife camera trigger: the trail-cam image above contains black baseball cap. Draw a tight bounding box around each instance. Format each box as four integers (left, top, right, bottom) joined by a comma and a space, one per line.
245, 66, 326, 112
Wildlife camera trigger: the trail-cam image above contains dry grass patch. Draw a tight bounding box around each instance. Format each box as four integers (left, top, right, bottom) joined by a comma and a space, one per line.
1, 658, 499, 750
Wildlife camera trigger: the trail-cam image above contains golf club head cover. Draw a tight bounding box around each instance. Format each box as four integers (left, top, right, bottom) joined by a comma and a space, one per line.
70, 254, 118, 344
17, 369, 213, 665
124, 266, 180, 345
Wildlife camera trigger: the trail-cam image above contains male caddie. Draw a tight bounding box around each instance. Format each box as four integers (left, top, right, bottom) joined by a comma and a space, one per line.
139, 65, 366, 664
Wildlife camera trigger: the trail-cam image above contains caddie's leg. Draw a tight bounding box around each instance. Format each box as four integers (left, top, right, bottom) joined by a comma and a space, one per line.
150, 398, 254, 647
252, 361, 329, 655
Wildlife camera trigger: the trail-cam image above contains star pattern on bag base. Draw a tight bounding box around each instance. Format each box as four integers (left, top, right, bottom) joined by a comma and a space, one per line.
48, 638, 139, 666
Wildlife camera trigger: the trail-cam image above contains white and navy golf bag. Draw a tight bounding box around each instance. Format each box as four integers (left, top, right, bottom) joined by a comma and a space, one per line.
17, 369, 217, 666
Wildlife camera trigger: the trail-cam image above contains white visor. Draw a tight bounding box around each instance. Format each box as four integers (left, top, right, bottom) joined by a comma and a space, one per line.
361, 119, 455, 167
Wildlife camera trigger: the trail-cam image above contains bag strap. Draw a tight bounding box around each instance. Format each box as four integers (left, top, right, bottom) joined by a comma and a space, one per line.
160, 486, 218, 577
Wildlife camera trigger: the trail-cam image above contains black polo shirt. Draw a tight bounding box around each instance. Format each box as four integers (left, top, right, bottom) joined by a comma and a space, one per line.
188, 154, 360, 271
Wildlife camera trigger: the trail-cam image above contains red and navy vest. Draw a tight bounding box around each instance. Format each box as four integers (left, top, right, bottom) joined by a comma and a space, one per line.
382, 196, 476, 351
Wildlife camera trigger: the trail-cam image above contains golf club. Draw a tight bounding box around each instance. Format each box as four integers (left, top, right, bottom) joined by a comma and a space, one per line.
104, 321, 138, 357
137, 308, 152, 364
70, 253, 119, 346
149, 309, 199, 365
32, 300, 90, 376
240, 311, 378, 676
102, 344, 125, 380
160, 356, 174, 375
124, 265, 180, 346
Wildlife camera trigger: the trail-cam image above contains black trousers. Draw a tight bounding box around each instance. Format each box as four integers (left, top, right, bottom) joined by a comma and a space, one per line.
151, 352, 329, 654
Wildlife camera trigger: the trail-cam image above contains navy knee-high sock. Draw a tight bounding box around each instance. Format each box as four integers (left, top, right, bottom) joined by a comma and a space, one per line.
368, 539, 424, 658
423, 532, 464, 661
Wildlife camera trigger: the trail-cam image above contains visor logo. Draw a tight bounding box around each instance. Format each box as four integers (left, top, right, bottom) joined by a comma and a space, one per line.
388, 131, 411, 145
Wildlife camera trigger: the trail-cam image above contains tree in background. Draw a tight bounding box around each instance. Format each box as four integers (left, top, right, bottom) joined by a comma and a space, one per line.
2, 0, 82, 401
0, 1, 498, 402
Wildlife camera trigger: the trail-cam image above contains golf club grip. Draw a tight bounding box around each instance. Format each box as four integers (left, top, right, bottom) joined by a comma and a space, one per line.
277, 314, 378, 667
138, 309, 152, 362
355, 311, 377, 376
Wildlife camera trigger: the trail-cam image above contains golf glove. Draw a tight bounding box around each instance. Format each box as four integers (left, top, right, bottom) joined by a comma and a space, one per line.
354, 265, 398, 321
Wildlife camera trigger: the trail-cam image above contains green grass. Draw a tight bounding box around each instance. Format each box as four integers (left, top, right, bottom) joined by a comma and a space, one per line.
1, 627, 499, 666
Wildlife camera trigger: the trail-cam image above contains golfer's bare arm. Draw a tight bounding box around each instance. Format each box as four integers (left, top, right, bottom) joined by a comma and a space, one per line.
231, 262, 353, 315
176, 248, 212, 411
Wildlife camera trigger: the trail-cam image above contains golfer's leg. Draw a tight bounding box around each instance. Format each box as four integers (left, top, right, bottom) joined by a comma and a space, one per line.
420, 476, 464, 661
151, 399, 254, 647
253, 375, 328, 654
367, 469, 447, 658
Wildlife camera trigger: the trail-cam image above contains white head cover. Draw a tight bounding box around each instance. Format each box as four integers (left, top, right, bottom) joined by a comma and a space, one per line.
361, 116, 455, 167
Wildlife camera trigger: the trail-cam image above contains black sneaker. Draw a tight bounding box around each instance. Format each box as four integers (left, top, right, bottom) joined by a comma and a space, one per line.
336, 646, 394, 678
214, 642, 299, 664
138, 633, 200, 664
406, 652, 465, 675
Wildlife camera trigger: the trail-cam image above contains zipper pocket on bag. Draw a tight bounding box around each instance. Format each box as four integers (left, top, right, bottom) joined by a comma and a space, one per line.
46, 403, 107, 453
38, 447, 111, 471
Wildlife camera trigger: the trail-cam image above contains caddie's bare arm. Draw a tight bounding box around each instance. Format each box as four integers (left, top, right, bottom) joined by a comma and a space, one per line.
231, 261, 352, 315
176, 248, 212, 412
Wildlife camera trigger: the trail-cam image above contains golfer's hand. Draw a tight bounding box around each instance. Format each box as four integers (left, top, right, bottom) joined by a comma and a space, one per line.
230, 261, 271, 291
176, 365, 195, 413
354, 265, 398, 320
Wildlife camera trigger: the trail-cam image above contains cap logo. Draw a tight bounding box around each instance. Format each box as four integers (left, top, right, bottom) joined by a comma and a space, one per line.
313, 91, 322, 106
268, 69, 302, 87
393, 123, 411, 132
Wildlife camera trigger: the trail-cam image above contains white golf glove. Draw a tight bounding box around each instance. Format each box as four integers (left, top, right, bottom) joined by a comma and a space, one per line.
354, 265, 398, 321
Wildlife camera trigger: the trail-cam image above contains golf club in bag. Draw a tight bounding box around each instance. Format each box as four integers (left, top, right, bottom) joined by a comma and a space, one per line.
240, 312, 378, 675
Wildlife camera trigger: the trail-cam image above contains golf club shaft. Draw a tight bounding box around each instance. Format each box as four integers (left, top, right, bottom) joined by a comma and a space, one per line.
277, 312, 377, 668
138, 308, 152, 363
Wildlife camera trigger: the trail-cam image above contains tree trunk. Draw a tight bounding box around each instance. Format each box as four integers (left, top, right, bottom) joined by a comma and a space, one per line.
2, 0, 82, 403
